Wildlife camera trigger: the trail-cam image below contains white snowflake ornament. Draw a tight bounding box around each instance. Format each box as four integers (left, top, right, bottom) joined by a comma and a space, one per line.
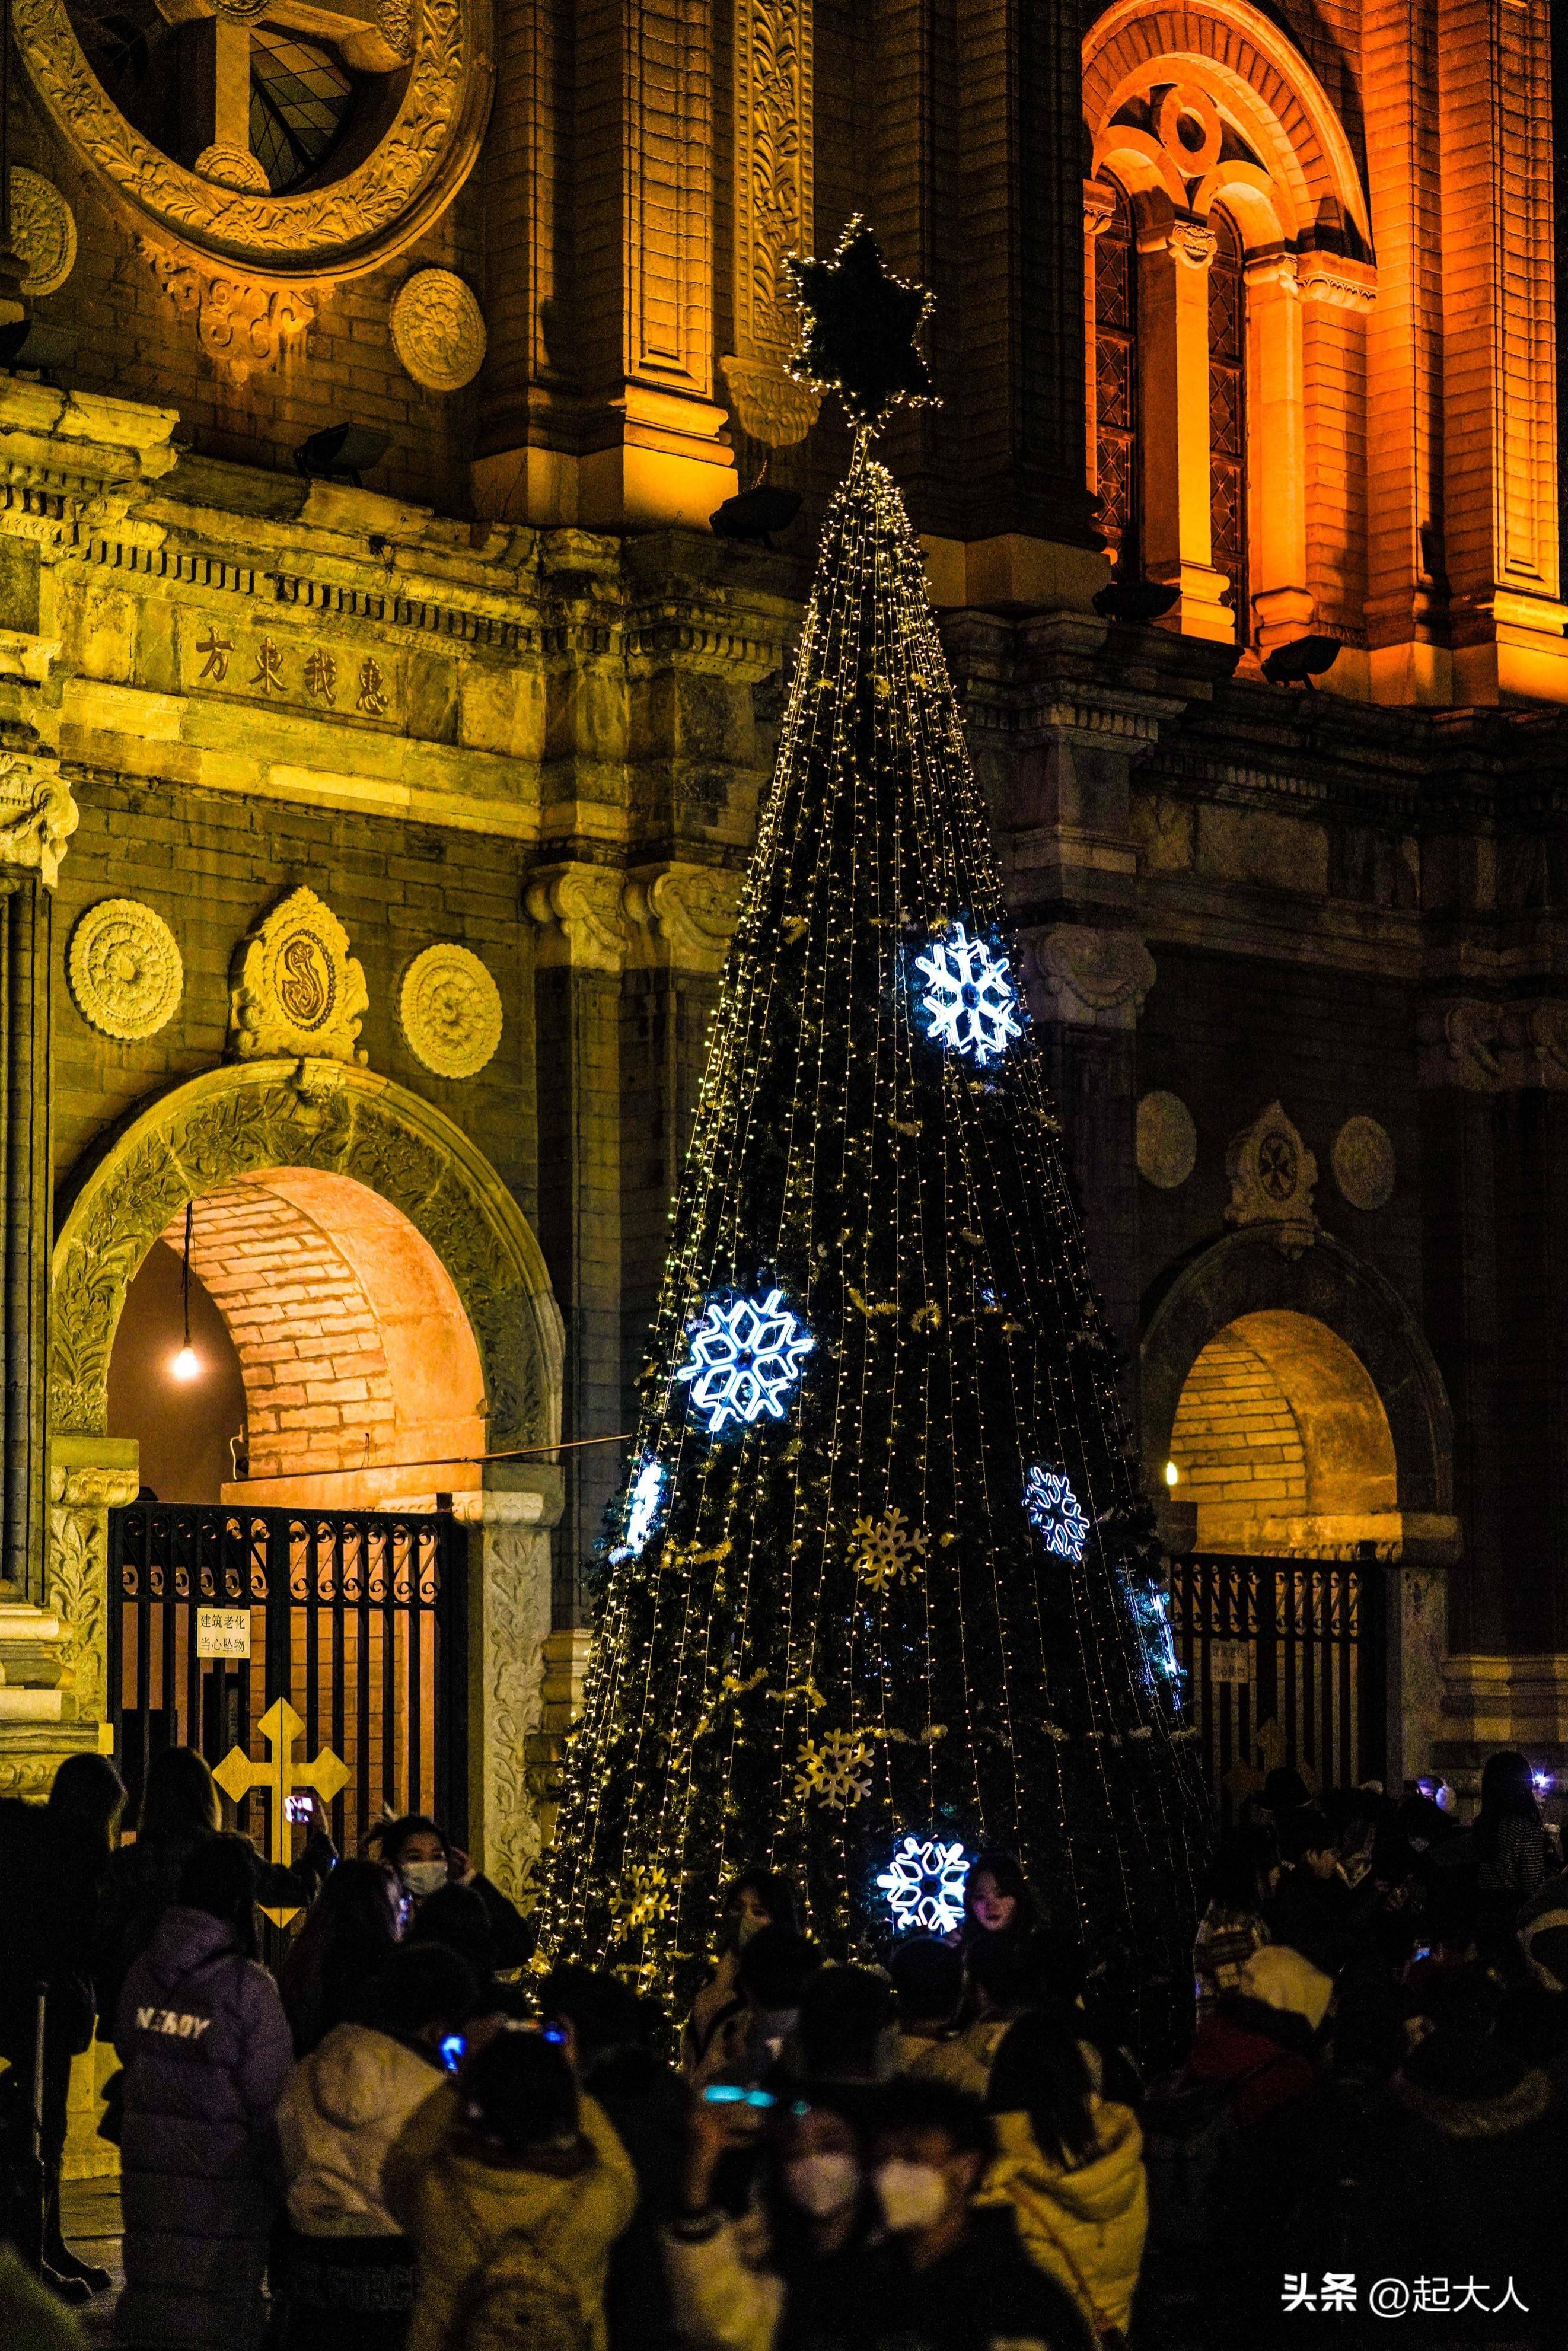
1025, 1463, 1092, 1560
610, 1455, 667, 1562
674, 1287, 815, 1432
913, 921, 1023, 1068
876, 1834, 971, 1934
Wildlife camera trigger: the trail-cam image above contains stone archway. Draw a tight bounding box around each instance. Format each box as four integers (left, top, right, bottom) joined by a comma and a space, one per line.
47, 1059, 566, 1897
1142, 1228, 1453, 1542
1142, 1228, 1457, 1782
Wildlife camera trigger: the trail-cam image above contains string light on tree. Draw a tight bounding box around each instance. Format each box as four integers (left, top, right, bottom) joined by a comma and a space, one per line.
913, 922, 1023, 1068
538, 218, 1207, 2045
610, 1456, 668, 1563
877, 1834, 971, 1934
673, 1288, 815, 1432
1024, 1463, 1092, 1561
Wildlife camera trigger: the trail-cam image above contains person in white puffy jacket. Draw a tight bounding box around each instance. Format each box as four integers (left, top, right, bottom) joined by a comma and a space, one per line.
274, 1941, 478, 2351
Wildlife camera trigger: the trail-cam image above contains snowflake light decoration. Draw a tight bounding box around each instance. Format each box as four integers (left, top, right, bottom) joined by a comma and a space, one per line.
674, 1288, 815, 1433
852, 1506, 929, 1591
913, 921, 1023, 1068
876, 1834, 971, 1935
794, 1728, 874, 1810
614, 1862, 672, 1930
1025, 1463, 1092, 1561
609, 1455, 667, 1563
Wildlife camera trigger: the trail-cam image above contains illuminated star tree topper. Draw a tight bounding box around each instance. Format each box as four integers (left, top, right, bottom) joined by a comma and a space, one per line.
785, 216, 935, 433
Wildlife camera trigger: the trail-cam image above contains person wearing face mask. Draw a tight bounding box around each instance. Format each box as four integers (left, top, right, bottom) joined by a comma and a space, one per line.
373, 1815, 533, 1973
839, 2082, 1094, 2351
664, 2086, 875, 2350
683, 1873, 801, 2085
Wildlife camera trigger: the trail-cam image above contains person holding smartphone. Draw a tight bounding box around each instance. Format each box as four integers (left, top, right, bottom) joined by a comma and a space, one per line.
664, 2082, 878, 2349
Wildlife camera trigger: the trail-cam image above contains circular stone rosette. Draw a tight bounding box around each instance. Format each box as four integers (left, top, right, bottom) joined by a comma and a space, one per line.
1136, 1089, 1197, 1189
1331, 1114, 1395, 1210
390, 269, 488, 391
69, 899, 183, 1041
9, 169, 77, 298
399, 942, 503, 1078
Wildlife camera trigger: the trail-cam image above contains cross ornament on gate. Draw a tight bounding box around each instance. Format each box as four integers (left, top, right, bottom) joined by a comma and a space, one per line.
213, 1698, 349, 1926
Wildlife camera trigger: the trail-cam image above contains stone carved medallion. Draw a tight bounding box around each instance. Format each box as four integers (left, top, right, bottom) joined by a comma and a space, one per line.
1225, 1100, 1318, 1257
400, 942, 503, 1078
69, 899, 183, 1041
1136, 1091, 1197, 1189
9, 168, 77, 297
230, 888, 368, 1065
390, 269, 487, 392
1332, 1115, 1396, 1211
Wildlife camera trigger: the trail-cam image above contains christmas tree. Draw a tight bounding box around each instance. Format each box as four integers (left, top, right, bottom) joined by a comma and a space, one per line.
540, 224, 1208, 2041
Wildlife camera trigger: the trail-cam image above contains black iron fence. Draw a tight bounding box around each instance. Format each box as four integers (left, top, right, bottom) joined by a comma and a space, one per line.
107, 1503, 466, 1861
1168, 1553, 1385, 1820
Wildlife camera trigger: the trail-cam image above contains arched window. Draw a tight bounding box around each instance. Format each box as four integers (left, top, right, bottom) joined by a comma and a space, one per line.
1207, 210, 1247, 644
1093, 179, 1140, 566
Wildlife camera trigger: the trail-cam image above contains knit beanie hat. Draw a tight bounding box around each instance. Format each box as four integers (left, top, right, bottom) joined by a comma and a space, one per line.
1241, 1943, 1334, 2033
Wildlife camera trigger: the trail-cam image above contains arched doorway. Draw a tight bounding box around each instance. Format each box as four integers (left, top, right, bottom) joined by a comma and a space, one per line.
49, 1059, 565, 1893
1142, 1231, 1455, 1801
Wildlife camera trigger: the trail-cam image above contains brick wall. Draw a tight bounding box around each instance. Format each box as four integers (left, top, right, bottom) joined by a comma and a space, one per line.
1169, 1327, 1311, 1516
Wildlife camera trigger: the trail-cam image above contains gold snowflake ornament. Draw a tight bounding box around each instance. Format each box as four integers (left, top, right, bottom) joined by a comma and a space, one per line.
614, 1862, 671, 1930
794, 1728, 875, 1810
852, 1506, 929, 1591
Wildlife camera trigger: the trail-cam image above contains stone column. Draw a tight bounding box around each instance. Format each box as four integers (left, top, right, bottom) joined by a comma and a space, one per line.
620, 861, 740, 1419
1136, 220, 1233, 642
1244, 254, 1314, 654
453, 1467, 564, 1903
525, 862, 632, 1626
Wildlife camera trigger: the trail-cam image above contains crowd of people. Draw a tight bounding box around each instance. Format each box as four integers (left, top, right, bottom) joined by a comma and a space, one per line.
1, 1746, 1567, 2347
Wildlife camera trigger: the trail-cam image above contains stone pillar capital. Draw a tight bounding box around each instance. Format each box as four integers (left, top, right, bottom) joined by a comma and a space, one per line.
1021, 924, 1155, 1030
0, 754, 77, 888
1140, 217, 1216, 270
525, 861, 632, 973
623, 861, 742, 973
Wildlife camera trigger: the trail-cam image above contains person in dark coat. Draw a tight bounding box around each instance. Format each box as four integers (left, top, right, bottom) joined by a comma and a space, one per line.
407, 1880, 532, 2019
1266, 1807, 1366, 1976
541, 1964, 687, 2350
113, 1833, 294, 2350
369, 1814, 533, 1972
0, 1761, 125, 2302
97, 1748, 333, 2034
278, 1858, 406, 2054
1379, 1971, 1568, 2342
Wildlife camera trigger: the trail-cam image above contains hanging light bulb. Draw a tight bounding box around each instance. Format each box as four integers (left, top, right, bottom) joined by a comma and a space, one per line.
170, 1199, 201, 1384
1165, 1460, 1180, 1487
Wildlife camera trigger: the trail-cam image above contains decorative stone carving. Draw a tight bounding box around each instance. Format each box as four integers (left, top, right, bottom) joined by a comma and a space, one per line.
230, 888, 369, 1065
15, 0, 489, 279
375, 0, 414, 59
453, 1486, 560, 1904
9, 169, 77, 297
623, 864, 743, 974
390, 269, 488, 393
1225, 1101, 1318, 1257
0, 754, 77, 887
1137, 1091, 1197, 1189
140, 245, 317, 384
720, 0, 820, 446
192, 144, 271, 193
400, 943, 503, 1078
525, 863, 632, 974
51, 1061, 562, 1452
47, 1454, 139, 1725
1417, 997, 1568, 1092
1024, 925, 1156, 1030
68, 899, 183, 1040
1332, 1115, 1396, 1211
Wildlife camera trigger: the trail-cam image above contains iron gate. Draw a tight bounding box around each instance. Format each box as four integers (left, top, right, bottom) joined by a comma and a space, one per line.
107, 1503, 467, 1859
1168, 1553, 1385, 1820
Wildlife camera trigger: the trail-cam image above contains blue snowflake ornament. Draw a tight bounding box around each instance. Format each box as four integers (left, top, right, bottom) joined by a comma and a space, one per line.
913, 922, 1023, 1068
674, 1288, 815, 1433
609, 1456, 667, 1563
1025, 1463, 1092, 1561
877, 1834, 971, 1935
1124, 1573, 1184, 1697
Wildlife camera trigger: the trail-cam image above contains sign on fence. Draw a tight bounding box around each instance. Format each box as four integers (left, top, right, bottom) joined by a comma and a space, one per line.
196, 1608, 252, 1660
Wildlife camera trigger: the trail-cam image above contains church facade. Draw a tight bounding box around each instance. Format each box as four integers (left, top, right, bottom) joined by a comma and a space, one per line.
0, 0, 1564, 1881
